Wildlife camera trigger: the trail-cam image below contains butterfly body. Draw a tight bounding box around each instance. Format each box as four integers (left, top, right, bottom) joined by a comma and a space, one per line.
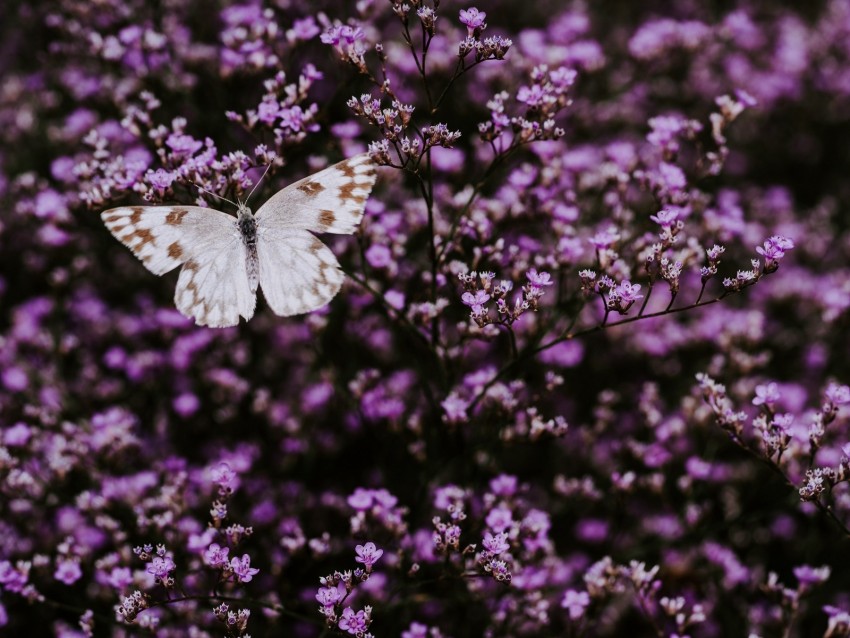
236, 204, 260, 293
101, 154, 377, 328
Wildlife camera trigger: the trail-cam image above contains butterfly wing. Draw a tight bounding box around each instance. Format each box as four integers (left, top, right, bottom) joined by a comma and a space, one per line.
254, 153, 378, 234
252, 154, 378, 316
101, 206, 256, 327
255, 228, 345, 317
174, 240, 256, 328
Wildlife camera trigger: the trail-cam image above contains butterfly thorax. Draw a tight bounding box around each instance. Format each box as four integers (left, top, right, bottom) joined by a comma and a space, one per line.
236, 204, 260, 293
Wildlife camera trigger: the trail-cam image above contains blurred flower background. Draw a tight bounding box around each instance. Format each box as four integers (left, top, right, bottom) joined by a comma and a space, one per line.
2, 0, 850, 636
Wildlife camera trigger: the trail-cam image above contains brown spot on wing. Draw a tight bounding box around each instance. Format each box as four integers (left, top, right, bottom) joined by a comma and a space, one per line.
166, 208, 189, 226
130, 207, 144, 225
124, 228, 154, 250
168, 242, 184, 259
319, 210, 336, 229
337, 181, 366, 206
297, 180, 325, 197
338, 159, 357, 179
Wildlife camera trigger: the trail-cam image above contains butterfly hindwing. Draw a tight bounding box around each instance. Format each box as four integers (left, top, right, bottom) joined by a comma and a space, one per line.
254, 153, 377, 235
256, 228, 345, 317
175, 240, 256, 328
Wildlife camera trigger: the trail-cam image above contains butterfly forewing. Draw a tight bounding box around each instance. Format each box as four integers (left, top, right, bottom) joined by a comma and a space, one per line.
101, 206, 236, 275
254, 154, 377, 235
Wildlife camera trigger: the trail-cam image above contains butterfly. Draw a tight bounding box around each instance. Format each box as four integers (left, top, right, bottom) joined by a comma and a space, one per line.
101, 154, 377, 328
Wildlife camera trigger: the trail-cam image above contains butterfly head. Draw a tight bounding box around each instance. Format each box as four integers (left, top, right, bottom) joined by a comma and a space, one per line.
236, 202, 254, 220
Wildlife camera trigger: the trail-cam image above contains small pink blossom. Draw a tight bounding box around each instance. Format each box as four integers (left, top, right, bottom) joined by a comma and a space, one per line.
316, 582, 345, 607
482, 531, 510, 555
459, 8, 487, 35
54, 559, 82, 585
354, 541, 384, 569
204, 543, 230, 568
561, 589, 590, 619
230, 554, 260, 583
338, 607, 368, 634
147, 556, 176, 580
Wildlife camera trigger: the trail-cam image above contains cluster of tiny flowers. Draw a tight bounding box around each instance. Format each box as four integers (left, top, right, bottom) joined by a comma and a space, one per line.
6, 0, 850, 635
315, 543, 383, 636
722, 236, 794, 291
458, 268, 553, 327
134, 544, 177, 589
116, 591, 149, 625
480, 65, 574, 145
348, 94, 419, 166
213, 602, 251, 637
578, 270, 644, 315
321, 22, 368, 72
699, 372, 850, 514
219, 4, 284, 74
457, 8, 513, 63
226, 67, 322, 149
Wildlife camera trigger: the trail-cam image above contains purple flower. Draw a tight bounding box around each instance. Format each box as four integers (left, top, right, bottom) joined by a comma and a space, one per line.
173, 392, 200, 417
459, 8, 487, 35
649, 207, 682, 227
104, 567, 133, 590
561, 589, 590, 619
0, 561, 28, 593
3, 423, 32, 447
354, 542, 384, 570
588, 227, 620, 249
289, 17, 320, 42
338, 607, 368, 634
321, 24, 366, 60
826, 383, 850, 405
230, 554, 259, 583
610, 281, 643, 312
442, 392, 470, 424
486, 506, 514, 533
366, 244, 393, 269
209, 462, 237, 493
489, 474, 517, 497
147, 168, 175, 191
517, 84, 546, 107
526, 268, 554, 288
204, 543, 230, 568
482, 531, 510, 555
461, 290, 491, 316
756, 235, 795, 272
165, 133, 203, 157
316, 582, 345, 607
2, 367, 28, 392
755, 235, 794, 260
794, 565, 830, 587
147, 556, 176, 580
54, 559, 82, 585
752, 382, 780, 407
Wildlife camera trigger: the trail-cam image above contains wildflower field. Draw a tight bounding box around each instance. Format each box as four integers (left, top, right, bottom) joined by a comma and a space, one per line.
2, 0, 850, 636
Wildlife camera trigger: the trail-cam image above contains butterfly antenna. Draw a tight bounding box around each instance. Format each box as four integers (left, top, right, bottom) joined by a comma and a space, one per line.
186, 179, 238, 208
245, 163, 273, 206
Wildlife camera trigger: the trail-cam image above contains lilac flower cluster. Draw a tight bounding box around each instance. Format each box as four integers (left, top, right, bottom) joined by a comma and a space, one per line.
3, 0, 850, 636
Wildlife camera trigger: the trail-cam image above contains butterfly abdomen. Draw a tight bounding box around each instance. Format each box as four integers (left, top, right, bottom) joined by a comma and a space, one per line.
238, 208, 260, 293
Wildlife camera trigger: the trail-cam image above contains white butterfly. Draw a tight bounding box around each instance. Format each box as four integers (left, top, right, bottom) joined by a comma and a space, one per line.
101, 154, 377, 328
